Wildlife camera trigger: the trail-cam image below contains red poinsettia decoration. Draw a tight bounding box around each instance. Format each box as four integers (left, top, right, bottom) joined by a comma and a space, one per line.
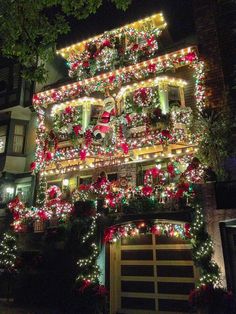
121, 142, 129, 154
45, 151, 52, 161
148, 63, 156, 72
102, 39, 111, 48
80, 149, 87, 161
82, 60, 90, 68
142, 185, 153, 196
131, 43, 139, 51
161, 129, 172, 139
167, 163, 175, 177
73, 124, 82, 136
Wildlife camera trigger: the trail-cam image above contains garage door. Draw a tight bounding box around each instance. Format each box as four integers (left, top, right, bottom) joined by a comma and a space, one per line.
109, 233, 197, 314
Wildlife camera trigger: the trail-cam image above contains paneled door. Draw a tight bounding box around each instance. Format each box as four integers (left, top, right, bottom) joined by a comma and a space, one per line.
110, 233, 197, 314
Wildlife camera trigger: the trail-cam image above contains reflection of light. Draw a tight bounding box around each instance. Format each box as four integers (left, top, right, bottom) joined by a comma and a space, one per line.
0, 139, 4, 149
6, 187, 14, 194
62, 179, 69, 186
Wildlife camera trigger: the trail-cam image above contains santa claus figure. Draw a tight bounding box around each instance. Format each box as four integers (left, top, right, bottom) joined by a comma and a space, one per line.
93, 96, 116, 140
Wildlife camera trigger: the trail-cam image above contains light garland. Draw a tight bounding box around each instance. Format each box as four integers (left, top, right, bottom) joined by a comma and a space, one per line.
0, 232, 17, 271
104, 221, 190, 243
33, 48, 201, 108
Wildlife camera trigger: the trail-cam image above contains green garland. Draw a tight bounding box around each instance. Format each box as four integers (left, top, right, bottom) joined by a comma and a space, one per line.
191, 197, 221, 286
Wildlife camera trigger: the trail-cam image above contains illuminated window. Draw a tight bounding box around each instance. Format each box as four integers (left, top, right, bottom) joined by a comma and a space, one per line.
0, 125, 7, 153
168, 86, 181, 108
13, 124, 25, 153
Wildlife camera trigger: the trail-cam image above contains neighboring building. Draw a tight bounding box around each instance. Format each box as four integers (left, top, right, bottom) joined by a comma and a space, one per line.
0, 57, 35, 228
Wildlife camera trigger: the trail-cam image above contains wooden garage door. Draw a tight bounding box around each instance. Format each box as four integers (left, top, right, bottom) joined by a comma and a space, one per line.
110, 233, 197, 314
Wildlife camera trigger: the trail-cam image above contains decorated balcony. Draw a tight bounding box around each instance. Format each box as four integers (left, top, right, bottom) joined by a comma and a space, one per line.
25, 13, 206, 230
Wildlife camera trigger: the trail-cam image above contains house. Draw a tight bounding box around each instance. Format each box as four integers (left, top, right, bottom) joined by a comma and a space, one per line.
29, 13, 206, 313
6, 2, 236, 312
0, 57, 35, 231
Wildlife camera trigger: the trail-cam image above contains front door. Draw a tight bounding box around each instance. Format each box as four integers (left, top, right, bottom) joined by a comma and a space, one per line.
110, 233, 197, 314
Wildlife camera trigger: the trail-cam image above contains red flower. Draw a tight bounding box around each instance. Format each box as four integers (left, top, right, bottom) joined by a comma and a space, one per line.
102, 39, 111, 48
38, 210, 48, 221
64, 106, 73, 115
48, 188, 57, 199
108, 75, 115, 83
161, 130, 172, 139
73, 124, 82, 136
142, 186, 153, 196
85, 129, 92, 146
95, 285, 108, 296
153, 108, 162, 117
82, 61, 90, 68
33, 95, 40, 103
72, 61, 79, 70
131, 43, 139, 51
151, 167, 159, 178
79, 280, 91, 294
148, 63, 156, 72
185, 52, 197, 62
103, 228, 114, 243
80, 149, 87, 161
51, 92, 59, 101
147, 35, 155, 47
45, 152, 52, 161
121, 143, 129, 154
167, 164, 175, 177
45, 151, 52, 161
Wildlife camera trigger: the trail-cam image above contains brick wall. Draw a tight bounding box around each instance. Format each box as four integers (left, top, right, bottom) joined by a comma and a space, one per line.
193, 0, 226, 108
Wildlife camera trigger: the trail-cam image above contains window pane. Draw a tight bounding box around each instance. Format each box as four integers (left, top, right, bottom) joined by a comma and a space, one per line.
13, 124, 25, 153
14, 124, 24, 135
168, 86, 180, 101
13, 135, 24, 153
80, 176, 92, 185
0, 125, 7, 136
0, 125, 7, 153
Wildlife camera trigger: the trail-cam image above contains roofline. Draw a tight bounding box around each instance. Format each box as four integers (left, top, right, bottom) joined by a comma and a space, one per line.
57, 12, 167, 56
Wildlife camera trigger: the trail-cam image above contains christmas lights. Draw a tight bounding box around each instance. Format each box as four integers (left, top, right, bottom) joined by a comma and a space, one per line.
104, 221, 190, 243
0, 232, 17, 271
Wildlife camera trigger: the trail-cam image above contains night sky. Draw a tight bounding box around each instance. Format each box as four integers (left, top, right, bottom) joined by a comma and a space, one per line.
58, 0, 195, 49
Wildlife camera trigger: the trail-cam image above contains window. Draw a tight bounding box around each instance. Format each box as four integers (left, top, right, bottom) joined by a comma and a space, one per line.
90, 105, 103, 125
168, 86, 181, 108
13, 124, 25, 153
0, 125, 7, 153
80, 176, 92, 185
16, 184, 31, 204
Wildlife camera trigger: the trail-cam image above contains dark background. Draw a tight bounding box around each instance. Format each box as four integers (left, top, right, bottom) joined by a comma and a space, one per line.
58, 0, 195, 48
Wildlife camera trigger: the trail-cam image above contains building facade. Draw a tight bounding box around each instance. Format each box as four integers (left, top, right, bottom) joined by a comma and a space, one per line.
5, 5, 236, 313
0, 57, 35, 231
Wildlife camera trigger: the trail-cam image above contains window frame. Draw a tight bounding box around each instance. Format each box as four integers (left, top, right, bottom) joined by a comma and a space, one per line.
0, 124, 8, 154
8, 119, 28, 156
